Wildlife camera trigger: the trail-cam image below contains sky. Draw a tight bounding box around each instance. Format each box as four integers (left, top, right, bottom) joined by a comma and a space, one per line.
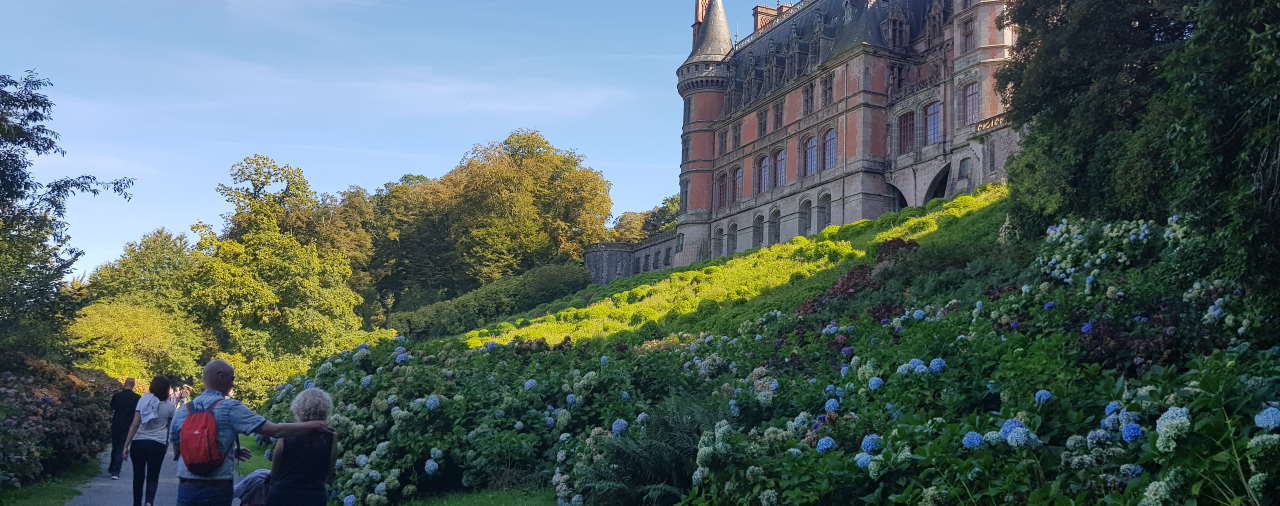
6, 0, 761, 278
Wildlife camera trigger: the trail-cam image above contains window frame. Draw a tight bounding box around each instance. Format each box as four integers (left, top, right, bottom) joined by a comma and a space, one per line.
774, 149, 787, 187
926, 102, 942, 145
804, 136, 819, 177
898, 112, 916, 154
963, 82, 979, 125
757, 110, 768, 138
823, 129, 838, 171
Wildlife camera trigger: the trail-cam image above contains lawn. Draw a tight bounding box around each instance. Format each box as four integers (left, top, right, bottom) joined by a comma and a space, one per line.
0, 458, 98, 506
237, 433, 273, 475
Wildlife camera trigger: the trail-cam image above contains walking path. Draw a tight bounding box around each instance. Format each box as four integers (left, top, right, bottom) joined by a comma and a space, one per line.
67, 449, 180, 506
66, 449, 248, 506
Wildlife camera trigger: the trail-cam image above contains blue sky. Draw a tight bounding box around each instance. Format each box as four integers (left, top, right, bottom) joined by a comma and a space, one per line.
6, 0, 760, 277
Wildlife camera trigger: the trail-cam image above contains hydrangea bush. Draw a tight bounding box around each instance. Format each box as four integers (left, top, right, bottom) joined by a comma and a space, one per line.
263, 200, 1278, 505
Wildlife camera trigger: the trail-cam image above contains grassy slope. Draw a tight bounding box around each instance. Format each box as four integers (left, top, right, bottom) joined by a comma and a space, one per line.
404, 488, 556, 506
462, 186, 1009, 347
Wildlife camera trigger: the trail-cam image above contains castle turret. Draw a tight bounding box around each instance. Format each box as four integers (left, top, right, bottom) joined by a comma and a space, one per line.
675, 0, 731, 264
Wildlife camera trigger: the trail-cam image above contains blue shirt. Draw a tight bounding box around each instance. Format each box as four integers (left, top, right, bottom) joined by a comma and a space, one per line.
169, 389, 266, 480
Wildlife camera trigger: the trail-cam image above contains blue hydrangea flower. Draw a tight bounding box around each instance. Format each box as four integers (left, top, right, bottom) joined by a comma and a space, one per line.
807, 378, 817, 384
975, 301, 984, 311
896, 364, 911, 375
1081, 322, 1094, 334
636, 412, 649, 424
386, 395, 398, 405
907, 358, 924, 368
824, 398, 840, 412
484, 341, 498, 350
840, 346, 854, 356
394, 335, 406, 342
962, 431, 983, 449
344, 495, 357, 506
1006, 427, 1034, 447
1105, 401, 1122, 416
361, 375, 373, 388
431, 448, 443, 460
929, 358, 946, 373
999, 419, 1025, 439
611, 418, 629, 435
769, 379, 779, 391
514, 421, 524, 430
426, 395, 441, 410
840, 365, 849, 377
336, 378, 346, 387
424, 458, 439, 474
816, 437, 837, 453
620, 391, 630, 400
1120, 464, 1143, 478
912, 309, 926, 320
357, 343, 369, 351
1086, 429, 1109, 449
825, 384, 836, 395
304, 380, 315, 390
356, 454, 369, 466
545, 416, 555, 427
860, 434, 883, 453
600, 356, 609, 365
1122, 423, 1145, 442
395, 353, 411, 364
854, 452, 872, 468
1255, 407, 1280, 430
1034, 390, 1053, 405
394, 346, 406, 354
913, 364, 929, 374
566, 394, 578, 407
1043, 301, 1056, 310
523, 379, 537, 391
729, 400, 740, 417
868, 377, 884, 390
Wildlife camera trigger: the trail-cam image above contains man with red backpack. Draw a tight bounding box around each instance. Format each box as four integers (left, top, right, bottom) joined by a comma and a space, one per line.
169, 360, 332, 506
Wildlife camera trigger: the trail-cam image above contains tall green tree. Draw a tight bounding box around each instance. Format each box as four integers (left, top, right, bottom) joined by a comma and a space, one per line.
995, 0, 1192, 230
1, 71, 132, 355
67, 294, 208, 381
86, 228, 196, 313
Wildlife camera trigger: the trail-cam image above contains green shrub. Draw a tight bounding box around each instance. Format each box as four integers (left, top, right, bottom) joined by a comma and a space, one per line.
386, 264, 591, 339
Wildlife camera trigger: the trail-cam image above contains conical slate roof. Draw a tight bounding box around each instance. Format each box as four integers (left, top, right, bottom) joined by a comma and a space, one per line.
686, 0, 732, 64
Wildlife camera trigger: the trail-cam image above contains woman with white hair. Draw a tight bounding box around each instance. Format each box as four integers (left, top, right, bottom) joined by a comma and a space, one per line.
265, 388, 338, 506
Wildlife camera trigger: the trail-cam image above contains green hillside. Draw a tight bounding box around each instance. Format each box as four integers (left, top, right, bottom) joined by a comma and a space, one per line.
263, 185, 1280, 506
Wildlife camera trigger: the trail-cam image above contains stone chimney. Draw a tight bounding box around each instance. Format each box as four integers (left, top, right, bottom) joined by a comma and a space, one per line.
752, 4, 795, 33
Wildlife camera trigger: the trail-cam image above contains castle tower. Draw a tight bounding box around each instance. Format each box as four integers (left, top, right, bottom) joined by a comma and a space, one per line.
674, 0, 731, 265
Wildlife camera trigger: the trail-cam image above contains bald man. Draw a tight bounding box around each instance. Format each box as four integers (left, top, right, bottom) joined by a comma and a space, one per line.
109, 377, 140, 479
169, 360, 331, 506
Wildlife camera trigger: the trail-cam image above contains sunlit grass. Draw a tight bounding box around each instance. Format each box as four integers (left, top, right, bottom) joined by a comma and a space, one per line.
403, 488, 556, 506
461, 185, 1008, 347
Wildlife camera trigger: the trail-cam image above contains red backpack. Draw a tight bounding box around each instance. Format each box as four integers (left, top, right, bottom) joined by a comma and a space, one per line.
179, 399, 225, 475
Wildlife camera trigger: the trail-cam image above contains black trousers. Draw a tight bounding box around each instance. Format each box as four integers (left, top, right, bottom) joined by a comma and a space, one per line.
109, 427, 129, 475
130, 439, 167, 506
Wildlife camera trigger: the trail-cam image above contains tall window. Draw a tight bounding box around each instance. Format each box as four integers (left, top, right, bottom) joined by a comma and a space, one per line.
821, 75, 834, 106
823, 129, 838, 170
890, 19, 906, 48
962, 20, 976, 53
804, 137, 819, 176
898, 112, 915, 154
817, 194, 832, 228
682, 137, 690, 162
717, 173, 728, 209
768, 209, 781, 244
963, 83, 979, 125
799, 200, 813, 235
683, 98, 692, 124
756, 156, 771, 193
679, 180, 689, 212
774, 150, 787, 186
959, 157, 973, 181
802, 84, 815, 114
752, 215, 765, 247
733, 168, 744, 201
718, 130, 728, 155
731, 122, 742, 148
926, 102, 942, 145
727, 224, 738, 253
757, 110, 768, 138
773, 101, 784, 130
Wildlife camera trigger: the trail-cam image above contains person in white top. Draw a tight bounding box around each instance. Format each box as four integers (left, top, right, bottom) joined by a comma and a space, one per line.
123, 376, 176, 506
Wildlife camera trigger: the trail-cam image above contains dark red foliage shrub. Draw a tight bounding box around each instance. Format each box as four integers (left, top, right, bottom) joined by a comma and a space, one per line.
796, 265, 881, 316
875, 238, 920, 264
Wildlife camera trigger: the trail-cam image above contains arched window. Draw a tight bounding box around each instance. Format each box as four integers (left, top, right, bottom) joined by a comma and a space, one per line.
752, 215, 765, 247
755, 156, 771, 193
774, 150, 787, 186
823, 129, 838, 171
733, 167, 743, 202
925, 102, 942, 145
727, 223, 738, 254
768, 209, 781, 244
799, 200, 813, 236
713, 228, 725, 257
958, 158, 973, 181
716, 173, 728, 209
804, 137, 818, 177
817, 194, 832, 229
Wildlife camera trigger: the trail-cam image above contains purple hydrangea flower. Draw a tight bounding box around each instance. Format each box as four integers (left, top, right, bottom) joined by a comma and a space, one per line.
1081, 322, 1094, 334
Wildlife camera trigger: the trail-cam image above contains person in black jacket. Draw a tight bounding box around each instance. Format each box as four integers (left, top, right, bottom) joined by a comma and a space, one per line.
109, 377, 140, 479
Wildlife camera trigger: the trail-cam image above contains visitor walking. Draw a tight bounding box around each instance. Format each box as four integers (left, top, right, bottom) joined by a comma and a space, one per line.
122, 376, 176, 506
170, 360, 332, 506
109, 377, 140, 480
265, 388, 338, 506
